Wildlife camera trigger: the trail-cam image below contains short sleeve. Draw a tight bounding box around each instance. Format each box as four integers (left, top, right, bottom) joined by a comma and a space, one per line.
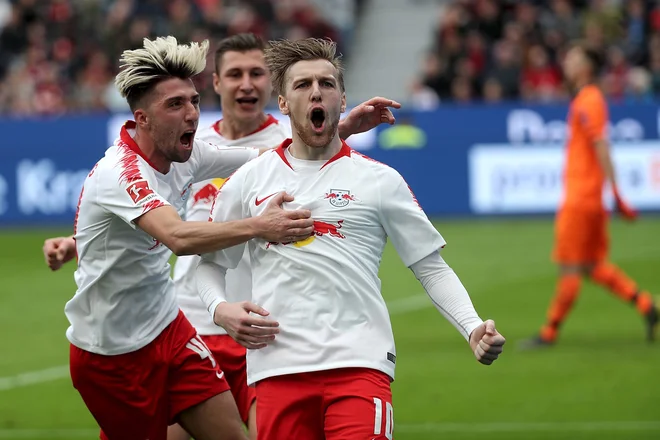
192, 139, 259, 183
577, 91, 608, 143
201, 169, 248, 269
378, 168, 446, 267
96, 158, 169, 229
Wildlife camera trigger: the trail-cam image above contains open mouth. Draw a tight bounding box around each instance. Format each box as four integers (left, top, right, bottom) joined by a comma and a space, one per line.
236, 97, 258, 106
310, 108, 326, 131
180, 130, 195, 149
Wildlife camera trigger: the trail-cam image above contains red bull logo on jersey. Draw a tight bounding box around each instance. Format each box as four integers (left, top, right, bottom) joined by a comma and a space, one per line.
324, 189, 356, 207
192, 178, 226, 206
192, 183, 218, 206
312, 220, 345, 238
266, 219, 345, 249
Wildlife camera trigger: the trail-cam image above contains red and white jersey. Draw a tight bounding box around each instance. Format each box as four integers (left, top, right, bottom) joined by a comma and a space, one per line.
65, 121, 258, 355
174, 115, 289, 335
204, 139, 446, 385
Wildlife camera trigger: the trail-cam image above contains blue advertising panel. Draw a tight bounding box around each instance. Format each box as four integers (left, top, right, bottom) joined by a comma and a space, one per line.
1, 103, 659, 227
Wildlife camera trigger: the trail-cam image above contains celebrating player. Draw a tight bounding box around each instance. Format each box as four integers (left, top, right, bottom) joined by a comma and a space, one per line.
521, 43, 659, 349
170, 33, 400, 440
64, 36, 320, 440
196, 37, 506, 440
45, 32, 401, 440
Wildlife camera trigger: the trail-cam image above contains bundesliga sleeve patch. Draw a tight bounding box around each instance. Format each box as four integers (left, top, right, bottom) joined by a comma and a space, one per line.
126, 180, 155, 204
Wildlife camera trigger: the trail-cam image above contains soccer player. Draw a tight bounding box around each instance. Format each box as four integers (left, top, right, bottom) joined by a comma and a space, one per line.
196, 37, 506, 440
65, 36, 318, 440
170, 33, 400, 440
521, 43, 659, 349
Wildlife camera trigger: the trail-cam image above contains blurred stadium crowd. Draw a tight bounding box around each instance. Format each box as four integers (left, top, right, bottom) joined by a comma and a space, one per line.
413, 0, 660, 106
0, 0, 360, 115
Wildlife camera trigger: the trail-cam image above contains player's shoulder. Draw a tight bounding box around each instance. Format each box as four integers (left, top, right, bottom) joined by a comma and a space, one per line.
577, 84, 606, 106
349, 149, 402, 180
93, 143, 155, 187
196, 123, 223, 145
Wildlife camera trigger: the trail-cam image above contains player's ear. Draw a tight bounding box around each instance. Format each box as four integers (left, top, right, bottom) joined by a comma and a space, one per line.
278, 95, 289, 116
134, 108, 148, 128
340, 92, 346, 113
212, 72, 221, 95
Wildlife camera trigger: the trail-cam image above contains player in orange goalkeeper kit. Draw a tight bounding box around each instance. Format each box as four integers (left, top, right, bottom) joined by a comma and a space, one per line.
521, 44, 658, 349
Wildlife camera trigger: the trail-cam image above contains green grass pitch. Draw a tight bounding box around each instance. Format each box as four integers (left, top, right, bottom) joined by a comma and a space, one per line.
1, 217, 659, 440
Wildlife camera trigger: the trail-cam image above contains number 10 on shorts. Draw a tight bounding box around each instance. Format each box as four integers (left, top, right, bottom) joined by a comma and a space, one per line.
373, 397, 393, 439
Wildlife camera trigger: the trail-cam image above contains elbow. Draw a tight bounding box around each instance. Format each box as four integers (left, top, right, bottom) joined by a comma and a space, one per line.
168, 237, 195, 256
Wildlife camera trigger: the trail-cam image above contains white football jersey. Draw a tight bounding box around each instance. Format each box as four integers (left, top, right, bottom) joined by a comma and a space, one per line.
174, 115, 290, 335
203, 139, 446, 385
65, 121, 258, 355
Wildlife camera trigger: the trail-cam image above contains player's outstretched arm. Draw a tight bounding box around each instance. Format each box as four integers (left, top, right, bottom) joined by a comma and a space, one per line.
338, 96, 402, 139
197, 260, 279, 350
134, 193, 313, 256
410, 251, 505, 365
43, 235, 76, 271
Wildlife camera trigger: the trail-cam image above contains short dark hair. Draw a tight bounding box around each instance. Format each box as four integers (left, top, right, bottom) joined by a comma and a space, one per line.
214, 33, 265, 73
571, 42, 604, 76
264, 38, 344, 96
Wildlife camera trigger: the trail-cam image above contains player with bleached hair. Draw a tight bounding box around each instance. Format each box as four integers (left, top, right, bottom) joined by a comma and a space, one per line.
64, 36, 316, 440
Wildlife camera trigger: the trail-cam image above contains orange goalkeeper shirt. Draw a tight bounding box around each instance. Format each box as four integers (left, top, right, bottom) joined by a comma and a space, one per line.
562, 84, 608, 210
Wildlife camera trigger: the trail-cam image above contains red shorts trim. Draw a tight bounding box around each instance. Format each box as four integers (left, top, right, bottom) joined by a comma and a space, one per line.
70, 310, 230, 440
552, 207, 609, 265
201, 334, 256, 424
255, 368, 393, 440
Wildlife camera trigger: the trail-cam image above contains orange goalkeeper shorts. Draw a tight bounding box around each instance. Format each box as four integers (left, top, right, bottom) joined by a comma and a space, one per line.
552, 206, 609, 265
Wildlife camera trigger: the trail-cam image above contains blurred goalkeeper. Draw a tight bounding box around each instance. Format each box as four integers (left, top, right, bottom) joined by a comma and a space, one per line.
521, 43, 658, 349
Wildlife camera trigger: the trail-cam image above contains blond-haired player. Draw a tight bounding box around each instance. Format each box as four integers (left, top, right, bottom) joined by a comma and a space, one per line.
197, 38, 506, 440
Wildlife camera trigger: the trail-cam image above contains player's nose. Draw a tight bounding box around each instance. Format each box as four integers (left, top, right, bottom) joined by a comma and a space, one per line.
310, 83, 322, 101
240, 74, 254, 92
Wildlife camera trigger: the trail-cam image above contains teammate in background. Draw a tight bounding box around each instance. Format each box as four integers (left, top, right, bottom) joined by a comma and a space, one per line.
520, 43, 658, 349
196, 38, 506, 440
170, 33, 400, 440
65, 36, 318, 440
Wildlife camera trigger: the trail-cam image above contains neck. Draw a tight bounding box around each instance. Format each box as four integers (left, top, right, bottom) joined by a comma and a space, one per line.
289, 130, 342, 161
220, 113, 267, 140
574, 76, 592, 91
133, 128, 171, 174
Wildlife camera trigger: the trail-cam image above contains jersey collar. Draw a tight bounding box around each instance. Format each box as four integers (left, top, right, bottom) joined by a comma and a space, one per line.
119, 121, 163, 172
213, 114, 278, 137
275, 138, 352, 170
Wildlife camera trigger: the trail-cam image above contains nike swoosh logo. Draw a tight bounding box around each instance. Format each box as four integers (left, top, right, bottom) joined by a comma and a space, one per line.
255, 192, 277, 206
216, 371, 225, 380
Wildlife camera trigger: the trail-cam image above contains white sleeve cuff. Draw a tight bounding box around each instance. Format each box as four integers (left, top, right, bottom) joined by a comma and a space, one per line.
410, 251, 484, 341
196, 258, 228, 320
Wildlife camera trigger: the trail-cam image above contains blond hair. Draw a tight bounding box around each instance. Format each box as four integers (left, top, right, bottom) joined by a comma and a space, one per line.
264, 38, 344, 96
115, 36, 209, 110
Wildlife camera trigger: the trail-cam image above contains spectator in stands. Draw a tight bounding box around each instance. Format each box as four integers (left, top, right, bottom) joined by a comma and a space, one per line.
414, 0, 660, 105
0, 0, 354, 116
521, 44, 563, 102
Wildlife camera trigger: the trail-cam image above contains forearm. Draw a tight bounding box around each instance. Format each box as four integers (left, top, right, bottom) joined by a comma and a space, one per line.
337, 120, 351, 140
595, 140, 618, 191
196, 259, 228, 318
169, 218, 259, 256
411, 251, 483, 341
